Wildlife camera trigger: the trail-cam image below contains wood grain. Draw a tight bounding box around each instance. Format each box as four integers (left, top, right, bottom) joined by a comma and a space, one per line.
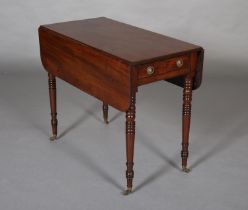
38, 17, 205, 193
41, 17, 202, 65
39, 27, 131, 111
137, 55, 191, 85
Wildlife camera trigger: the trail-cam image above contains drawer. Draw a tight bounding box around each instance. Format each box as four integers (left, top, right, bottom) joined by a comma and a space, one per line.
137, 55, 190, 85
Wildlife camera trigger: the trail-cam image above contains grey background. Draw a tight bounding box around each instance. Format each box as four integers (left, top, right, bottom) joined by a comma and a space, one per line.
0, 0, 248, 210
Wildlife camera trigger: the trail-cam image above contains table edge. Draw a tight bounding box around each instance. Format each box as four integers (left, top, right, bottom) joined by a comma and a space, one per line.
38, 25, 203, 67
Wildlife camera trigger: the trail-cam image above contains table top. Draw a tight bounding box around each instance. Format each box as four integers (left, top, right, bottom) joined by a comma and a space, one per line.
41, 17, 201, 65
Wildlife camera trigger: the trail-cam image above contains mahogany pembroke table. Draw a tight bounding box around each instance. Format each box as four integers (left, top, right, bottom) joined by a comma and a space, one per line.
38, 17, 204, 195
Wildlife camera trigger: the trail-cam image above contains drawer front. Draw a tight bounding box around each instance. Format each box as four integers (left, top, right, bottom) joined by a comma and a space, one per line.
137, 55, 190, 85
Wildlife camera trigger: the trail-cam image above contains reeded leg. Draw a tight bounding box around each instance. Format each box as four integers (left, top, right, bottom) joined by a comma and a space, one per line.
123, 95, 136, 195
102, 103, 109, 124
181, 75, 193, 173
48, 73, 58, 141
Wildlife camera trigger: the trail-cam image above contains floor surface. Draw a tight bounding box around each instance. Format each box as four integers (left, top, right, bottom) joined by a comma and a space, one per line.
0, 62, 248, 210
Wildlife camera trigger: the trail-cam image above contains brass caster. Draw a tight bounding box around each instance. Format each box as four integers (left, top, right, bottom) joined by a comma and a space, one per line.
122, 187, 132, 195
182, 166, 191, 173
50, 135, 57, 141
104, 118, 109, 124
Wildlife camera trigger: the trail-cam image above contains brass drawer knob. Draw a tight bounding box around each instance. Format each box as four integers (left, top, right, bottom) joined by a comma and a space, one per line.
176, 59, 183, 68
146, 66, 155, 75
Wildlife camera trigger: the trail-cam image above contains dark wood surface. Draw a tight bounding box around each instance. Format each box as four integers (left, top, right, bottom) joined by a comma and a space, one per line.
39, 21, 203, 110
48, 73, 57, 141
40, 17, 201, 65
38, 17, 204, 194
137, 54, 191, 85
125, 92, 136, 193
181, 75, 193, 173
102, 102, 109, 124
39, 26, 131, 111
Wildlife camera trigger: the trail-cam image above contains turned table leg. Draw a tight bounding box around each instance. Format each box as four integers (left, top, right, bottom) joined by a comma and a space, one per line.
123, 94, 136, 195
102, 102, 109, 124
48, 73, 58, 141
181, 75, 193, 172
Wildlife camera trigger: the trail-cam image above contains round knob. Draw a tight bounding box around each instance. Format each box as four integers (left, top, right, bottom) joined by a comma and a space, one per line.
176, 59, 183, 68
146, 66, 154, 75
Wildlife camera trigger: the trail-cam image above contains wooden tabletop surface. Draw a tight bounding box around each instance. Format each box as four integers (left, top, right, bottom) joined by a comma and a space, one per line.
41, 17, 201, 65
